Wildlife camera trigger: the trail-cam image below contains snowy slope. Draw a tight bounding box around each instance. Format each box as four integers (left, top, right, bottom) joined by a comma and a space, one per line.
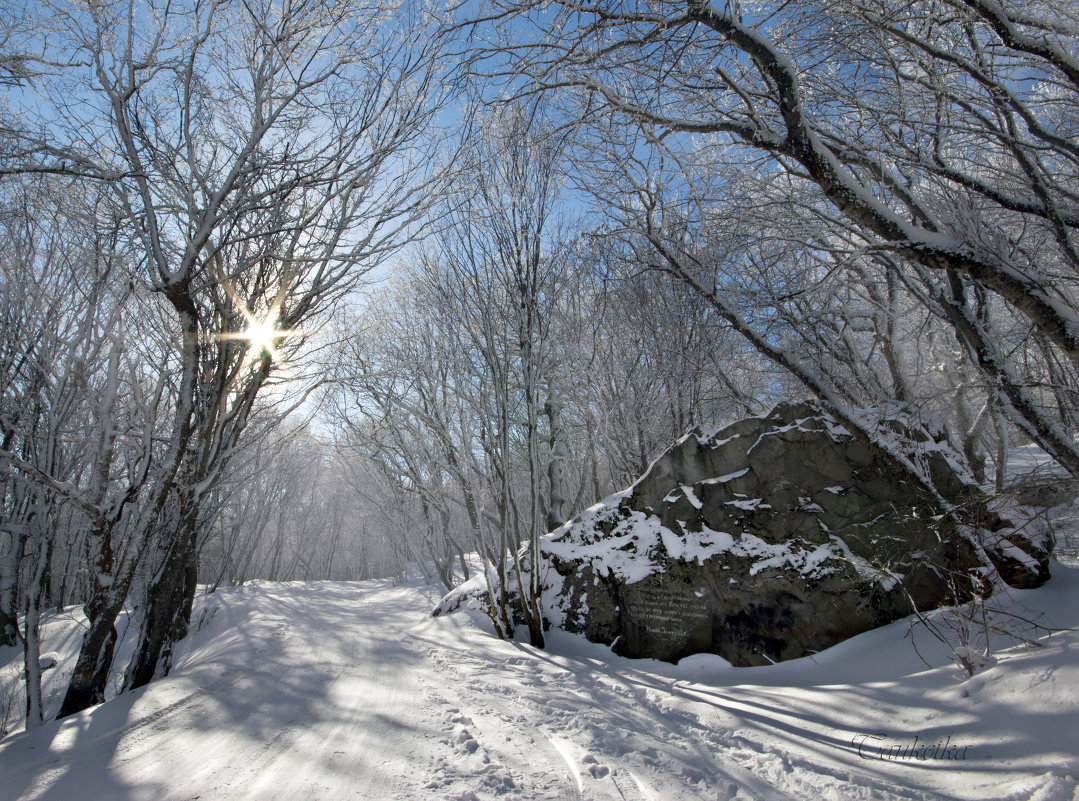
1, 563, 1078, 801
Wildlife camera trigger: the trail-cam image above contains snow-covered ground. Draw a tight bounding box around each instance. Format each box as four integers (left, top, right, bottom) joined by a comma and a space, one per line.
1, 446, 1075, 800
1, 554, 1078, 801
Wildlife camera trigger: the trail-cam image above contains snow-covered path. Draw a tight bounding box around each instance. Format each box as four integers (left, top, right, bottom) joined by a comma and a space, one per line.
2, 570, 1078, 801
0, 582, 432, 800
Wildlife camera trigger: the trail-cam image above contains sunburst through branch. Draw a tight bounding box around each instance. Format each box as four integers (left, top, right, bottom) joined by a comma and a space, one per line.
213, 280, 295, 364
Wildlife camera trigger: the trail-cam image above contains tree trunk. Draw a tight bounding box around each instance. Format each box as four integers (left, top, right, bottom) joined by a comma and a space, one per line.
22, 611, 44, 728
0, 530, 25, 648
58, 613, 118, 718
125, 518, 199, 691
545, 398, 569, 532
58, 516, 124, 718
157, 544, 198, 683
58, 304, 200, 719
22, 534, 52, 728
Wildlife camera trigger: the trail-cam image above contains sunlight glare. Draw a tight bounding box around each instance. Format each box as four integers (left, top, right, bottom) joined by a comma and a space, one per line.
244, 318, 282, 355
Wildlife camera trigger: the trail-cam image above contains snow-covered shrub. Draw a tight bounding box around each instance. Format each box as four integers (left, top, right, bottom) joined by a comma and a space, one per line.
952, 645, 997, 679
193, 603, 219, 634
0, 665, 21, 738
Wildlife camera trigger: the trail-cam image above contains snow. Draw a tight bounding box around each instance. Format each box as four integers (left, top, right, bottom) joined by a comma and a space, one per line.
724, 497, 772, 511
545, 509, 677, 584
542, 503, 856, 592
8, 412, 1070, 798
1004, 443, 1071, 482
663, 485, 703, 510
700, 468, 750, 485
2, 561, 1078, 800
745, 416, 828, 455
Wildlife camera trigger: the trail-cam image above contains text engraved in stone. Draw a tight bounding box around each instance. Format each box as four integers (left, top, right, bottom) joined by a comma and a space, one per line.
629, 587, 710, 638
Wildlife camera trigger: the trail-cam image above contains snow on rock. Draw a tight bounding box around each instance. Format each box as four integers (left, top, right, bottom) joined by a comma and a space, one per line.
439, 401, 1052, 666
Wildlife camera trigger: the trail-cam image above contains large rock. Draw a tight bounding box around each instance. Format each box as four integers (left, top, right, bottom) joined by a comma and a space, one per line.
436, 402, 1052, 666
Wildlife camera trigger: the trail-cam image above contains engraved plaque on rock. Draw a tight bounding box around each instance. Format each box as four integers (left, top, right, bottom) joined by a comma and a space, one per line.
616, 582, 713, 661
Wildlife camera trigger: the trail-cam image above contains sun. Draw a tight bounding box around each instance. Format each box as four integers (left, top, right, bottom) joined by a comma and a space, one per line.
243, 318, 282, 354
210, 280, 297, 364
214, 313, 290, 363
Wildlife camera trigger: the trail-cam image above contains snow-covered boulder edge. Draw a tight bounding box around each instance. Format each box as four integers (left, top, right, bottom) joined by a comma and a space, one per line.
436, 401, 1053, 665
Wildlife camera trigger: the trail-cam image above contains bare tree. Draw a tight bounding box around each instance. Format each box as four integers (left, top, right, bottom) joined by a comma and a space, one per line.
329, 105, 578, 642
0, 176, 136, 726
1, 0, 451, 717
463, 0, 1079, 478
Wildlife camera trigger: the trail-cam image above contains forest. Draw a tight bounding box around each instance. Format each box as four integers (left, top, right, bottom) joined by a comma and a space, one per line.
0, 0, 1076, 739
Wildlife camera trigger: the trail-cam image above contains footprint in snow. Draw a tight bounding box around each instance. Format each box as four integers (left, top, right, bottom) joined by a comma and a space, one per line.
582, 753, 610, 780
454, 726, 480, 754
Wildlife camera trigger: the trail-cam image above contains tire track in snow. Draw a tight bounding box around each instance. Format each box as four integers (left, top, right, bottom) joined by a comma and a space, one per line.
609, 769, 650, 801
548, 735, 584, 801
